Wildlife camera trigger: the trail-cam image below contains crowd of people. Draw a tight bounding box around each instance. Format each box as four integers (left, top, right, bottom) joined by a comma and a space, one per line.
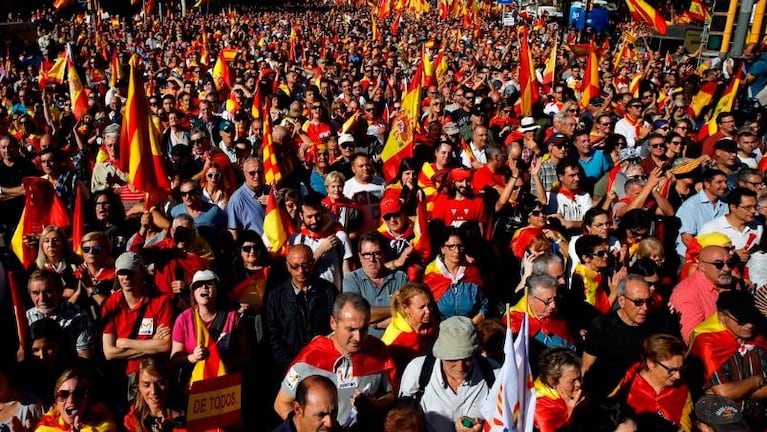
0, 0, 766, 431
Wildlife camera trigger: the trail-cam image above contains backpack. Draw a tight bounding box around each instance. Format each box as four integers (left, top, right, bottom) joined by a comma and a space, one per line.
410, 355, 497, 404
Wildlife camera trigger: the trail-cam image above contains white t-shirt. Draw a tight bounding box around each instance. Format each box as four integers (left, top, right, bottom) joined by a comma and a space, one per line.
545, 190, 593, 222
699, 216, 763, 250
343, 176, 386, 232
290, 230, 353, 289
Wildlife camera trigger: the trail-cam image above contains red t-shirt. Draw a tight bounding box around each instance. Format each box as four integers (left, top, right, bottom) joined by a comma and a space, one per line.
432, 195, 488, 227
472, 165, 505, 194
101, 291, 173, 374
301, 121, 333, 143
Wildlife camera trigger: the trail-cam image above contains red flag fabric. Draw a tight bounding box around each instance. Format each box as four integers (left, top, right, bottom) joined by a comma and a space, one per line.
117, 55, 171, 208
625, 0, 667, 35
518, 27, 539, 116
188, 307, 227, 387
381, 68, 422, 182
8, 270, 27, 361
688, 313, 767, 379
71, 184, 84, 254
580, 40, 600, 109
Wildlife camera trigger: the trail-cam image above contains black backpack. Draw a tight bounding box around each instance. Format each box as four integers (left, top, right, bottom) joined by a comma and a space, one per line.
409, 354, 497, 404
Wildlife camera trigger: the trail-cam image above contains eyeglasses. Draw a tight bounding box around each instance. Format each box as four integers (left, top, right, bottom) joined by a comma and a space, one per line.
82, 245, 102, 254
207, 172, 222, 180
444, 244, 466, 252
530, 210, 545, 217
383, 213, 400, 221
739, 204, 758, 211
551, 143, 567, 149
650, 143, 666, 149
701, 259, 737, 270
629, 104, 642, 109
590, 250, 609, 258
95, 201, 111, 207
599, 122, 612, 126
289, 262, 312, 271
312, 105, 322, 110
533, 295, 556, 306
56, 388, 88, 401
360, 251, 384, 260
180, 189, 199, 197
624, 296, 654, 307
656, 361, 686, 376
240, 245, 258, 253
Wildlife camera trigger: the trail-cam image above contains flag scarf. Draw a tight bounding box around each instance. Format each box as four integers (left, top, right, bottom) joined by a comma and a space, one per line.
481, 310, 536, 432
625, 0, 667, 35
573, 264, 610, 313
381, 68, 421, 182
381, 312, 435, 363
11, 177, 71, 268
533, 377, 569, 431
417, 162, 439, 212
503, 296, 575, 351
688, 313, 767, 379
422, 259, 483, 301
581, 40, 599, 108
610, 363, 693, 431
188, 307, 227, 387
117, 55, 171, 208
518, 27, 539, 116
36, 406, 114, 432
66, 45, 89, 121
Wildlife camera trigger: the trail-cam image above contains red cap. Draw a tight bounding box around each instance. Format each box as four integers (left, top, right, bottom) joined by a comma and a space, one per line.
380, 195, 403, 216
449, 168, 473, 182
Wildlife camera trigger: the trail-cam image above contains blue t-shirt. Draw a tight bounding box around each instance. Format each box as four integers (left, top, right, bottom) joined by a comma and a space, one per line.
578, 150, 613, 180
748, 54, 767, 97
170, 202, 227, 232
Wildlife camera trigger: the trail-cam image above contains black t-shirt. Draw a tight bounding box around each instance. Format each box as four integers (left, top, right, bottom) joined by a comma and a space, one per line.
582, 310, 661, 401
0, 159, 42, 228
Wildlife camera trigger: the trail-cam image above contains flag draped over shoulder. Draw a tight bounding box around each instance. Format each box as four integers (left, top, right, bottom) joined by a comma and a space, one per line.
117, 55, 171, 208
481, 311, 536, 432
66, 45, 89, 121
11, 177, 72, 268
580, 40, 599, 108
625, 0, 667, 35
381, 68, 422, 182
189, 307, 227, 387
688, 313, 767, 379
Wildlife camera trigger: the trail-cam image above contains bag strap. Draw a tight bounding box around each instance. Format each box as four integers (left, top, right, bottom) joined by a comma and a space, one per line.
208, 310, 228, 342
414, 355, 437, 404
475, 355, 496, 388
129, 300, 149, 339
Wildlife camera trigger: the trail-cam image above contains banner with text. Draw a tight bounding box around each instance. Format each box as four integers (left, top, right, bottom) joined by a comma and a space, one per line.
187, 373, 242, 431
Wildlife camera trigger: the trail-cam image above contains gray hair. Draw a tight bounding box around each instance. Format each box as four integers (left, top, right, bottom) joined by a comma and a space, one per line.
553, 110, 570, 126
531, 254, 563, 276
624, 177, 646, 194
332, 292, 371, 320
485, 145, 504, 159
616, 273, 649, 297
528, 275, 558, 297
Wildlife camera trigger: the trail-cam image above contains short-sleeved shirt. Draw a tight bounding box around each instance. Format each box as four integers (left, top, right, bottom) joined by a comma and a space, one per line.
399, 355, 499, 432
26, 302, 95, 353
227, 184, 266, 235
342, 269, 409, 338
171, 308, 240, 354
101, 291, 173, 374
545, 189, 593, 222
699, 215, 763, 250
431, 195, 488, 228
578, 150, 612, 180
170, 202, 227, 232
343, 177, 385, 232
675, 189, 729, 256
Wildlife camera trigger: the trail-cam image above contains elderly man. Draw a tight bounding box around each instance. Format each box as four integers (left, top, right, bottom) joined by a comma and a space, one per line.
581, 275, 662, 401
503, 275, 575, 375
689, 290, 767, 430
266, 245, 337, 373
343, 232, 408, 338
91, 123, 127, 192
399, 316, 499, 432
461, 125, 490, 168
670, 245, 737, 343
274, 375, 339, 432
228, 157, 269, 240
274, 293, 396, 427
101, 252, 172, 401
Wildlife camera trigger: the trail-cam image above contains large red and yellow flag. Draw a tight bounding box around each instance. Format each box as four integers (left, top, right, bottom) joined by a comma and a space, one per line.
212, 52, 232, 99
117, 55, 171, 208
381, 68, 422, 182
66, 45, 89, 121
200, 26, 210, 67
420, 45, 435, 88
38, 54, 66, 90
690, 80, 718, 118
53, 0, 76, 12
263, 188, 293, 255
262, 102, 282, 185
697, 72, 741, 141
517, 27, 539, 116
625, 0, 667, 35
438, 0, 449, 19
377, 0, 392, 18
581, 40, 600, 108
188, 307, 227, 387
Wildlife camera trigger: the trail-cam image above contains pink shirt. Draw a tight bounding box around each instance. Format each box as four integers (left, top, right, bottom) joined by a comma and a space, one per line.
172, 308, 240, 354
669, 270, 720, 343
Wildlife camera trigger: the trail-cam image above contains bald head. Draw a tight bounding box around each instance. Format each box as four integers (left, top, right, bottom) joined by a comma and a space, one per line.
287, 244, 313, 263
699, 245, 728, 262
698, 245, 733, 287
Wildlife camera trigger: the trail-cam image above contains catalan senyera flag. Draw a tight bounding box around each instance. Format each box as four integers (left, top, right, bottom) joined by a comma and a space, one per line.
381, 67, 421, 182
263, 188, 292, 255
629, 72, 643, 98
625, 0, 667, 35
11, 177, 72, 268
581, 40, 600, 108
117, 55, 171, 208
481, 310, 536, 432
262, 102, 282, 185
690, 80, 718, 118
518, 27, 539, 116
65, 45, 89, 121
188, 307, 227, 387
697, 72, 741, 141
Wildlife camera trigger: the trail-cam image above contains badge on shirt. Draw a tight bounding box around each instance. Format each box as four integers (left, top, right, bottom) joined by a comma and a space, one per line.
138, 318, 154, 336
334, 357, 358, 389
286, 366, 301, 390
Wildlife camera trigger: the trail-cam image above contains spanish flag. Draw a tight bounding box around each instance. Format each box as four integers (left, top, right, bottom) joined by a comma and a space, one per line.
372, 16, 380, 41
263, 188, 294, 255
212, 52, 232, 99
518, 27, 539, 116
200, 26, 210, 66
689, 81, 718, 118
688, 313, 767, 379
625, 0, 667, 35
11, 177, 72, 268
109, 50, 121, 90
438, 0, 449, 19
533, 377, 570, 431
580, 39, 599, 109
66, 45, 89, 121
421, 44, 435, 88
117, 55, 171, 208
38, 54, 66, 90
542, 41, 557, 88
262, 101, 282, 185
687, 0, 710, 23
377, 0, 392, 19
251, 81, 263, 120
381, 66, 421, 182
434, 51, 449, 87
288, 24, 298, 62
53, 0, 76, 12
696, 72, 741, 142
416, 162, 438, 212
188, 307, 227, 387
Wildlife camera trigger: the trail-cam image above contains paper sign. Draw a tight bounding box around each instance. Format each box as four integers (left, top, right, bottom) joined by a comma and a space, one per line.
187, 373, 242, 431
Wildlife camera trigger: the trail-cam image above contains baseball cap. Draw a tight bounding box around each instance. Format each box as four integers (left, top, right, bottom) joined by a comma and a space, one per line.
717, 290, 762, 326
432, 316, 478, 361
219, 121, 235, 132
546, 133, 570, 148
191, 270, 219, 289
695, 395, 750, 432
653, 119, 669, 130
380, 195, 403, 216
338, 133, 355, 147
449, 167, 473, 182
115, 252, 145, 273
589, 97, 604, 106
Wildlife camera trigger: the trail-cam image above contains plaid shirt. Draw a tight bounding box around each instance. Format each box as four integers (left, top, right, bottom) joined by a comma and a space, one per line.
532, 158, 558, 194
709, 344, 767, 420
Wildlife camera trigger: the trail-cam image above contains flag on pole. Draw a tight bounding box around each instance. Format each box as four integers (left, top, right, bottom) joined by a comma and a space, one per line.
262, 101, 282, 185
117, 55, 171, 208
38, 54, 66, 90
625, 0, 667, 35
481, 311, 536, 432
53, 0, 76, 12
542, 42, 557, 87
581, 39, 600, 108
690, 80, 718, 117
517, 27, 539, 116
188, 307, 227, 387
381, 67, 422, 182
263, 188, 294, 255
109, 51, 121, 90
211, 52, 232, 99
251, 80, 263, 120
66, 45, 89, 121
697, 73, 741, 142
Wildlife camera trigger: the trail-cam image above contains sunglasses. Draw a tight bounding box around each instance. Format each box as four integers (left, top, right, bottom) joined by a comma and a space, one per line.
650, 143, 666, 149
590, 250, 609, 258
701, 259, 737, 270
656, 361, 686, 376
240, 245, 257, 253
629, 104, 642, 109
289, 262, 312, 271
180, 189, 199, 197
624, 296, 654, 307
312, 105, 322, 109
383, 213, 400, 221
530, 209, 545, 217
444, 244, 466, 251
247, 170, 263, 177
207, 172, 222, 180
599, 122, 612, 126
670, 141, 683, 145
191, 139, 205, 146
56, 388, 88, 401
82, 245, 102, 254
551, 143, 567, 149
